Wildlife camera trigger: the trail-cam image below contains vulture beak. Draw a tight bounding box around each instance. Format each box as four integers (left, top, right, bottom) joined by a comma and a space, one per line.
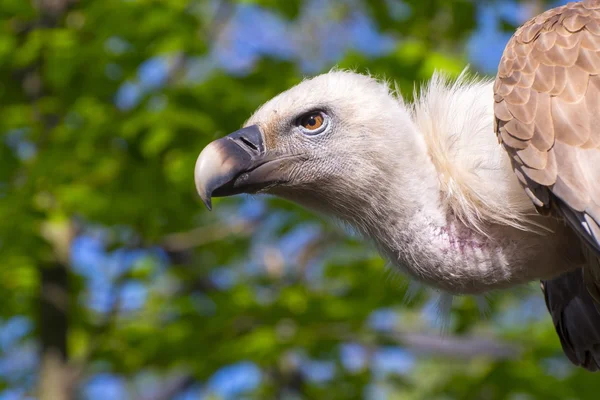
194, 125, 292, 210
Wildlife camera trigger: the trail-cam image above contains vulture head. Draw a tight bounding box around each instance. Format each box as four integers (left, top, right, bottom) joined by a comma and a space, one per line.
196, 72, 435, 226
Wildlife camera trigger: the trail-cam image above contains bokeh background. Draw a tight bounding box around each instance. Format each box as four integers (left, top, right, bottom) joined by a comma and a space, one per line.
1, 0, 598, 399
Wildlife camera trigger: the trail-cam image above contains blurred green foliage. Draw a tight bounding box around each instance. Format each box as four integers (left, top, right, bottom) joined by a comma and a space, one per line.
1, 0, 599, 399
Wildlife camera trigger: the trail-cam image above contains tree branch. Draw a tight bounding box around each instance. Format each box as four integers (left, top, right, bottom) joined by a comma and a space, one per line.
387, 331, 522, 360
161, 219, 258, 253
27, 1, 77, 399
138, 374, 196, 400
38, 262, 72, 400
310, 323, 522, 361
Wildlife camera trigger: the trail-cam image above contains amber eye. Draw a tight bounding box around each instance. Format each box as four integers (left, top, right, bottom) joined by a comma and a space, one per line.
298, 111, 328, 135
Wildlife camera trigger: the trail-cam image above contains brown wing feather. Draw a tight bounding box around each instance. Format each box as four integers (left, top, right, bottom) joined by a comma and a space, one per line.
494, 0, 600, 371
494, 0, 600, 254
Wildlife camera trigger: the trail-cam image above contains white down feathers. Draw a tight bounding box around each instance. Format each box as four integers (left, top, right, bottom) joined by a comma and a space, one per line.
411, 71, 539, 235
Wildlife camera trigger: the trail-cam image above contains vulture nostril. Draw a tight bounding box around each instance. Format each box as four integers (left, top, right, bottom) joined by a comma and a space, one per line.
226, 125, 264, 156
239, 136, 259, 153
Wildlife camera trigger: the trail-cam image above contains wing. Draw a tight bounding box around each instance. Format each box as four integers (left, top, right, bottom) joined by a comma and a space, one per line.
494, 0, 600, 371
494, 0, 600, 256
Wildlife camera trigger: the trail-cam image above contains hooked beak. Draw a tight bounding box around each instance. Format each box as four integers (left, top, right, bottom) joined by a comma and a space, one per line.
194, 125, 293, 210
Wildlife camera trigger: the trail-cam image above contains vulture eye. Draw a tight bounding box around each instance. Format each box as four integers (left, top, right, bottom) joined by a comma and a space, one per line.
297, 111, 328, 135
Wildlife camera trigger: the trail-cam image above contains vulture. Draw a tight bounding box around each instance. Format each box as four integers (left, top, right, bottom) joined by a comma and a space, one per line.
194, 0, 600, 371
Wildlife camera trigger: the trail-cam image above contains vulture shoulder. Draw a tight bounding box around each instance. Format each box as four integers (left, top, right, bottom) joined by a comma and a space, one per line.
494, 0, 600, 371
494, 0, 600, 255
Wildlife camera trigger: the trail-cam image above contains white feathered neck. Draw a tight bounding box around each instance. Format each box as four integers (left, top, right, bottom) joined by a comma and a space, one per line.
249, 70, 583, 293
412, 71, 536, 234
332, 71, 579, 294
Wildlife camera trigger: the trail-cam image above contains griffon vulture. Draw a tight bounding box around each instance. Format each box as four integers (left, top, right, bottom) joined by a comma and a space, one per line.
194, 0, 600, 371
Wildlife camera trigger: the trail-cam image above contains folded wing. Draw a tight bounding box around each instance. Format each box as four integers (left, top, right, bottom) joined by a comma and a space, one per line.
494, 0, 600, 371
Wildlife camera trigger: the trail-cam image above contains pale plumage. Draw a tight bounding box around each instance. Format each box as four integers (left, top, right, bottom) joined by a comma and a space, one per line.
193, 1, 600, 372
195, 69, 584, 291
414, 72, 537, 234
